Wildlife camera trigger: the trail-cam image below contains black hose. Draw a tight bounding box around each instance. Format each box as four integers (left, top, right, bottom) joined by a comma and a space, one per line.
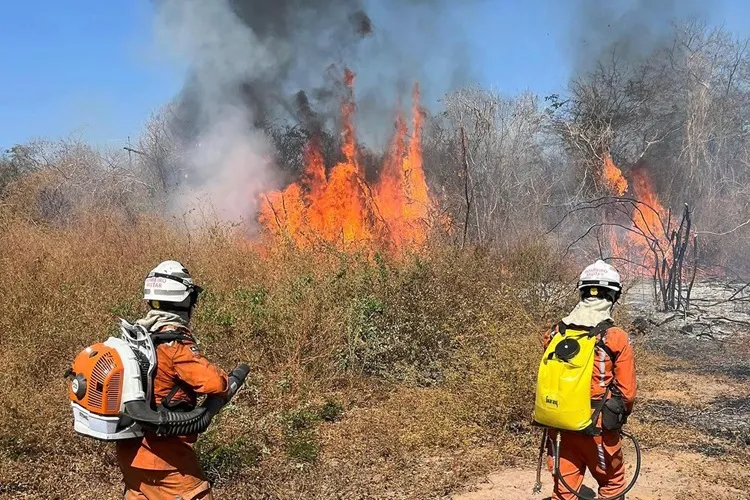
550, 430, 641, 500
122, 401, 213, 437
123, 363, 249, 437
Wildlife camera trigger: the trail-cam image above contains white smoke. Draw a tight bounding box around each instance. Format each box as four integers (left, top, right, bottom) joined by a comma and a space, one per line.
154, 0, 281, 84
169, 108, 276, 224
152, 0, 284, 224
148, 0, 477, 226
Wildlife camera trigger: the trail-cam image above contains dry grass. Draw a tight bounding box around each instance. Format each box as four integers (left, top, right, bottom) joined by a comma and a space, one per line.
2, 176, 746, 499
0, 182, 577, 499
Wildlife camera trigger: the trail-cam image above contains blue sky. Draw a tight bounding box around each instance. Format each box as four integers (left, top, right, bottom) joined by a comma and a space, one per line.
2, 0, 749, 149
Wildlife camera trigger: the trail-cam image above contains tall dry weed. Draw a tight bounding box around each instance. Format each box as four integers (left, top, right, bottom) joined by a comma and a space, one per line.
0, 193, 574, 497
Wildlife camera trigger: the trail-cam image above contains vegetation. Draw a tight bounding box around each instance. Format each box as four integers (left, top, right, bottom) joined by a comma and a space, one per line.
1, 17, 749, 500
4, 22, 750, 274
0, 183, 578, 497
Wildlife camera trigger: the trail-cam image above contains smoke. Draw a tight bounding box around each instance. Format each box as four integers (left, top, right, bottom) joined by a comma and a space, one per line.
170, 109, 276, 225
151, 0, 476, 223
569, 0, 706, 74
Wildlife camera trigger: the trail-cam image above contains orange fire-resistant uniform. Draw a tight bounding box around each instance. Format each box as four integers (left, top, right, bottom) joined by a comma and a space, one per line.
116, 325, 229, 500
542, 323, 637, 500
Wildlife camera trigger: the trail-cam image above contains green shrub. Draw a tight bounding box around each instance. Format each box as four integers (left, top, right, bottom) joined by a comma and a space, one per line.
286, 434, 319, 464
282, 407, 321, 464
196, 436, 261, 484
318, 400, 344, 423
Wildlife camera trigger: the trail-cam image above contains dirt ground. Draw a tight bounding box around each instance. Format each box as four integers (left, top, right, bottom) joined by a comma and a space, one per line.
450, 365, 750, 500
449, 281, 750, 500
451, 448, 748, 500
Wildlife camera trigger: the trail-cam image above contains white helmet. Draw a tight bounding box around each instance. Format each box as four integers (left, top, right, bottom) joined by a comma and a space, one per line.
143, 260, 202, 307
577, 259, 622, 298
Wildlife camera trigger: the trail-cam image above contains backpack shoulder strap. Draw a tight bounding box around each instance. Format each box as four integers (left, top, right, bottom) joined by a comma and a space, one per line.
160, 379, 195, 410
151, 327, 195, 347
589, 319, 618, 362
149, 326, 197, 411
546, 322, 563, 343
587, 319, 613, 338
555, 321, 566, 337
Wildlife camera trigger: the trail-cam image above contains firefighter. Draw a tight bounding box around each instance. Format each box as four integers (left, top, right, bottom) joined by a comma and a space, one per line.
116, 260, 228, 500
542, 260, 637, 500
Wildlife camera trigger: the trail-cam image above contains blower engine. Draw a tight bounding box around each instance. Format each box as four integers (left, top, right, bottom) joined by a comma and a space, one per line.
66, 319, 248, 441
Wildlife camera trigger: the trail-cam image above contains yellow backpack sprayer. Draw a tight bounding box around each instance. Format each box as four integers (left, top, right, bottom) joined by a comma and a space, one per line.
531, 319, 641, 500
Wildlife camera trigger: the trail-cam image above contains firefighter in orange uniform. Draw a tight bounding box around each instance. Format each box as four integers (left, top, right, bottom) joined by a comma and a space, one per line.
116, 260, 228, 500
544, 260, 637, 500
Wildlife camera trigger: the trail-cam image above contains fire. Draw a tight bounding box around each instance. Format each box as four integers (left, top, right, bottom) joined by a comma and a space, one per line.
628, 163, 670, 267
601, 153, 628, 196
259, 69, 434, 251
375, 84, 430, 248
601, 156, 672, 276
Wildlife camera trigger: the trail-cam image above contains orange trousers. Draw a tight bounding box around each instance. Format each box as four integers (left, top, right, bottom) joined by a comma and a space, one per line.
547, 430, 625, 500
122, 466, 212, 500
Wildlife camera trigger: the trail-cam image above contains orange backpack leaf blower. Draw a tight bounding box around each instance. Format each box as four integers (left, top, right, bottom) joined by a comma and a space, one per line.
65, 319, 248, 440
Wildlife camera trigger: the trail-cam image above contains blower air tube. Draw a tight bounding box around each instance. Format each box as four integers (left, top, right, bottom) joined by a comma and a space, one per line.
122, 364, 249, 437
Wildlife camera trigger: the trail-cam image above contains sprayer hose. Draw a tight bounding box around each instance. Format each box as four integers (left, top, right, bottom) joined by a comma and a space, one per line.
551, 429, 641, 500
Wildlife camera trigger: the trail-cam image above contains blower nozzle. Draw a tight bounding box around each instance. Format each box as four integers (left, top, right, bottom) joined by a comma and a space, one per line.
227, 364, 250, 398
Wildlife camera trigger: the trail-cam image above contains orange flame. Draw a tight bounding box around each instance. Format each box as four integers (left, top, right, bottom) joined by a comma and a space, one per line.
602, 156, 672, 276
628, 163, 669, 267
259, 70, 434, 251
602, 153, 628, 196
375, 83, 430, 247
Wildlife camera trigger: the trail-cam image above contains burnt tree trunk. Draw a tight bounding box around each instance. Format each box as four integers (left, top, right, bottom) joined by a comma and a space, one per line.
657, 204, 696, 313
